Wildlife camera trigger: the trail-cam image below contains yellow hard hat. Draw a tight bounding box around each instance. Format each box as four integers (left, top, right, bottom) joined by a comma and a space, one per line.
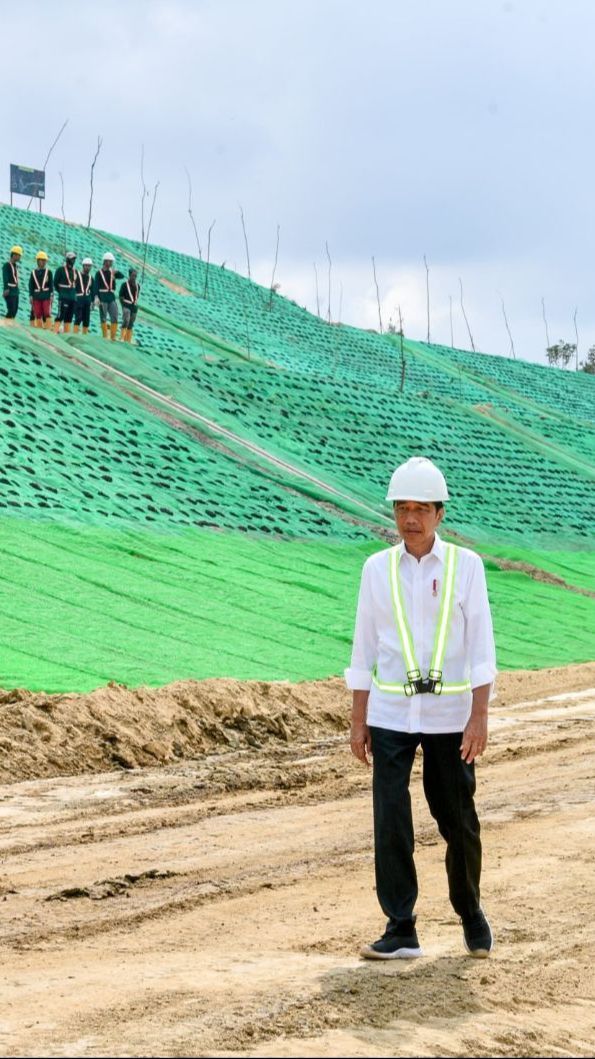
36, 251, 48, 261
10, 245, 23, 256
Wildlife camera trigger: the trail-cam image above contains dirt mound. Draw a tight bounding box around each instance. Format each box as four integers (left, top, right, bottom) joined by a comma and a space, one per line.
0, 663, 594, 785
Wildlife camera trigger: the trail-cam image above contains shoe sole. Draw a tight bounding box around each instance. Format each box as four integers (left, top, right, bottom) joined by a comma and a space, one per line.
360, 945, 424, 960
463, 912, 494, 958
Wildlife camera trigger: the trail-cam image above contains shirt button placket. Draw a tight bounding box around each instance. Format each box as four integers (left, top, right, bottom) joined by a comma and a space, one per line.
409, 559, 422, 732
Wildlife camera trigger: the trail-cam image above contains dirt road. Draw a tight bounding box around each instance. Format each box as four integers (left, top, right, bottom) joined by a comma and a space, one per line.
1, 666, 594, 1057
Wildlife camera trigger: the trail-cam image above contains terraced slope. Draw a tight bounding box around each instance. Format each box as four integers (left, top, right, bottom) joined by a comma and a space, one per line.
0, 201, 593, 691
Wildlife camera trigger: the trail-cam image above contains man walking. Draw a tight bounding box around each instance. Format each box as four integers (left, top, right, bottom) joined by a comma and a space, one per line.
2, 245, 22, 319
53, 251, 78, 333
29, 251, 53, 329
346, 456, 496, 960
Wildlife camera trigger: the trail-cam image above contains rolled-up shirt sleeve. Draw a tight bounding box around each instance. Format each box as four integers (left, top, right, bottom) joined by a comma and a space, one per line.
344, 558, 378, 690
463, 554, 497, 691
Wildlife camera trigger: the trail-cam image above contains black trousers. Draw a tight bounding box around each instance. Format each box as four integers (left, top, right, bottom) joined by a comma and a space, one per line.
74, 299, 91, 327
3, 292, 18, 318
56, 298, 75, 324
369, 726, 481, 928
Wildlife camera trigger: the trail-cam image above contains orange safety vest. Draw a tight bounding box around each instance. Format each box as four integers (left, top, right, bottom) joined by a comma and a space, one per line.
57, 264, 76, 291
122, 281, 139, 305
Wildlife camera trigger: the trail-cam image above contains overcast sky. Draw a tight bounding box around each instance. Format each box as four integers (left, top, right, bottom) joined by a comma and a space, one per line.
2, 0, 593, 366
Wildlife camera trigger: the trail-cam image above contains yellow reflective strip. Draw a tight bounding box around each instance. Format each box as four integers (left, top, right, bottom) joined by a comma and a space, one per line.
391, 548, 418, 673
431, 544, 456, 675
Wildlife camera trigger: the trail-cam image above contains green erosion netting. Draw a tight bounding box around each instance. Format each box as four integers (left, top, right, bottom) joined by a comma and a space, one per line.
0, 201, 593, 690
0, 518, 593, 693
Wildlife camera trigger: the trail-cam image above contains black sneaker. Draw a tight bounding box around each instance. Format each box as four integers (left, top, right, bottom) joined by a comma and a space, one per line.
360, 922, 423, 960
462, 909, 493, 958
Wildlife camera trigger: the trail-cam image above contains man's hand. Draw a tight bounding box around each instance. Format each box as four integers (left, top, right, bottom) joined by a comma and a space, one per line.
460, 683, 490, 764
350, 719, 372, 766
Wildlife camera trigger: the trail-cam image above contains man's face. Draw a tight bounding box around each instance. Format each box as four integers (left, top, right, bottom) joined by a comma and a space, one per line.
394, 500, 444, 549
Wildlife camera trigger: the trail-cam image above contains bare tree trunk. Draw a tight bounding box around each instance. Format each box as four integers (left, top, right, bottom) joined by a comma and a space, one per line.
239, 205, 251, 279
449, 294, 454, 347
240, 286, 251, 357
59, 171, 67, 254
203, 220, 216, 299
325, 241, 332, 323
541, 297, 551, 349
500, 297, 516, 359
268, 223, 280, 310
26, 118, 69, 211
313, 262, 321, 317
423, 254, 430, 343
372, 256, 383, 333
87, 135, 103, 229
459, 277, 476, 352
398, 305, 406, 392
184, 166, 202, 259
573, 306, 579, 371
140, 145, 148, 245
141, 181, 160, 285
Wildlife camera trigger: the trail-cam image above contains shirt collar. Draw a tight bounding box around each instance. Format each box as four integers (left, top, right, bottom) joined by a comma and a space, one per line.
397, 531, 445, 564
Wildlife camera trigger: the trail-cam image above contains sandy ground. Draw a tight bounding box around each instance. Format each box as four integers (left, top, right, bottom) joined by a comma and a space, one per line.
0, 664, 594, 1057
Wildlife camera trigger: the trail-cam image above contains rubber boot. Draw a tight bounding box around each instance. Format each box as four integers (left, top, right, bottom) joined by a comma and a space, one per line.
30, 316, 36, 328
120, 327, 128, 342
125, 329, 133, 343
110, 321, 118, 341
83, 326, 89, 335
64, 321, 71, 334
53, 320, 61, 334
73, 323, 80, 334
44, 317, 53, 330
101, 322, 108, 339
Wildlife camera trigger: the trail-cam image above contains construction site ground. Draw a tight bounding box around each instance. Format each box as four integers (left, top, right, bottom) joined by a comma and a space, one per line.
0, 663, 594, 1057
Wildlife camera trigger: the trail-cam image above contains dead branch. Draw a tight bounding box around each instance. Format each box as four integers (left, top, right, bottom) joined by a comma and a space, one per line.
268, 223, 280, 310
325, 241, 332, 323
87, 135, 103, 229
26, 118, 69, 210
59, 171, 67, 254
423, 254, 430, 343
500, 296, 516, 359
372, 256, 383, 333
541, 297, 551, 349
141, 181, 160, 284
459, 277, 476, 352
239, 204, 251, 279
140, 145, 148, 244
184, 167, 202, 260
573, 306, 579, 371
203, 219, 216, 298
313, 262, 321, 317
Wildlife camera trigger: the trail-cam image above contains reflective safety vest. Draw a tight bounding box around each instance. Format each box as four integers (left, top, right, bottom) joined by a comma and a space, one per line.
31, 268, 50, 293
76, 271, 93, 296
97, 268, 115, 293
372, 543, 472, 696
122, 281, 139, 305
56, 264, 76, 291
6, 262, 18, 288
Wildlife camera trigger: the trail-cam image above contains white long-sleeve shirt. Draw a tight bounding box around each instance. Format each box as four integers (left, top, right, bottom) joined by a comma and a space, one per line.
344, 533, 497, 733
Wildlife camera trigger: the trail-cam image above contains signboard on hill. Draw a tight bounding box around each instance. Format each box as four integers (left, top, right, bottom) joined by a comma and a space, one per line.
10, 165, 46, 206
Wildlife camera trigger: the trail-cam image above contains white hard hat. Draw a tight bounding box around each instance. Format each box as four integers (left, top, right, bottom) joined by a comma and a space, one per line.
66, 251, 76, 260
386, 457, 449, 502
103, 251, 115, 262
82, 257, 93, 265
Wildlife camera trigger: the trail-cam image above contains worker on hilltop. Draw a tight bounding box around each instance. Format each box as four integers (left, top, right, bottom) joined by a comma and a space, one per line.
93, 252, 124, 340
53, 251, 78, 333
73, 258, 94, 334
28, 252, 54, 329
346, 456, 496, 961
119, 267, 140, 342
2, 245, 22, 320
